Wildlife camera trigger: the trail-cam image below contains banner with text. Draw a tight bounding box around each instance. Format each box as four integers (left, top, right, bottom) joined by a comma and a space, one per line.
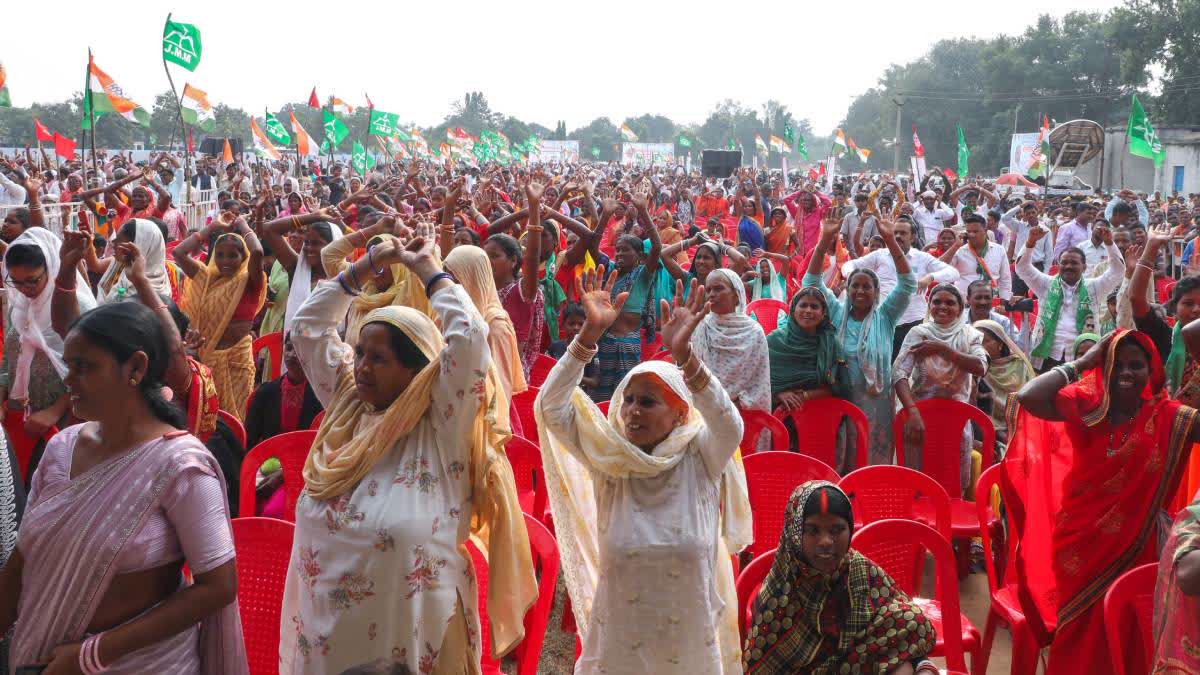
621, 142, 675, 166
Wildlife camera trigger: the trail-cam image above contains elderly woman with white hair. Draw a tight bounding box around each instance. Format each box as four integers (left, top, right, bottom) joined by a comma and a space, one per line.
536, 272, 751, 674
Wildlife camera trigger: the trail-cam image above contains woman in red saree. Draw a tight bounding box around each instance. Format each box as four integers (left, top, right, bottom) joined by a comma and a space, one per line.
1153, 496, 1200, 673
1004, 329, 1200, 674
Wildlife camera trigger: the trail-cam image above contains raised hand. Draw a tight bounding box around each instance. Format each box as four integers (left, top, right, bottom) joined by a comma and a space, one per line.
115, 242, 146, 282
577, 267, 629, 339
876, 217, 896, 240
1147, 223, 1172, 250
526, 180, 546, 205
1025, 226, 1047, 247
394, 219, 438, 272
59, 231, 91, 273
659, 278, 710, 362
820, 209, 841, 240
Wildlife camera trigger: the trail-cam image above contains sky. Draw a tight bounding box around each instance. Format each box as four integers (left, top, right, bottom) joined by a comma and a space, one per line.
3, 0, 1125, 135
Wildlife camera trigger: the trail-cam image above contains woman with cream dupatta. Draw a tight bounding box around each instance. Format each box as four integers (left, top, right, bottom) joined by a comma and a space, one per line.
536, 272, 751, 674
94, 219, 172, 304
280, 222, 534, 675
974, 318, 1036, 445
173, 217, 265, 421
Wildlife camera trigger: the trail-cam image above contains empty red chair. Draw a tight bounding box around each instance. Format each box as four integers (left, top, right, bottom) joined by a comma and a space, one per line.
505, 435, 547, 520
974, 464, 1044, 675
739, 408, 788, 455
1104, 562, 1158, 675
232, 516, 295, 675
894, 399, 995, 542
853, 519, 969, 673
746, 298, 788, 333
217, 409, 247, 449
528, 353, 557, 388
238, 430, 317, 522
469, 517, 561, 675
839, 465, 953, 542
774, 398, 869, 470
735, 548, 776, 640
252, 331, 283, 381
511, 388, 539, 446
743, 451, 839, 559
309, 409, 325, 430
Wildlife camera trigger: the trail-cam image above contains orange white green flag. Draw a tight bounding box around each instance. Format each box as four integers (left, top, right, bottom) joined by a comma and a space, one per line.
329, 96, 354, 116
250, 118, 282, 160
289, 111, 319, 157
180, 84, 215, 131
82, 54, 149, 129
0, 62, 11, 107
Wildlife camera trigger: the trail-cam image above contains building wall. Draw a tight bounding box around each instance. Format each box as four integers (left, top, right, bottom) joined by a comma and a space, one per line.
1100, 127, 1200, 195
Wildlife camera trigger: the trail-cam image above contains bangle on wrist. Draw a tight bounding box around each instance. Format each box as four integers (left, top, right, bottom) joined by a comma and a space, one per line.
423, 271, 455, 297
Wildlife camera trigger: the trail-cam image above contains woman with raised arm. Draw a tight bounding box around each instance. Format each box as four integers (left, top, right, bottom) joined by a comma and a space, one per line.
172, 215, 265, 420
805, 212, 914, 470
278, 221, 534, 674
535, 272, 750, 674
1007, 330, 1200, 674
260, 207, 343, 332
0, 300, 247, 673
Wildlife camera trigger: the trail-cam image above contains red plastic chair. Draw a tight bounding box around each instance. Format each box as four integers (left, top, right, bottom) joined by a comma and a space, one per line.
743, 451, 839, 559
232, 517, 295, 675
746, 298, 788, 333
217, 409, 247, 450
738, 408, 788, 455
596, 400, 609, 416
511, 388, 539, 447
853, 519, 969, 673
253, 331, 284, 382
528, 353, 557, 388
3, 408, 58, 483
468, 515, 561, 674
735, 548, 776, 640
894, 399, 995, 542
774, 398, 869, 470
974, 464, 1042, 675
238, 430, 317, 522
505, 435, 547, 520
1104, 562, 1158, 675
839, 465, 953, 542
309, 409, 325, 430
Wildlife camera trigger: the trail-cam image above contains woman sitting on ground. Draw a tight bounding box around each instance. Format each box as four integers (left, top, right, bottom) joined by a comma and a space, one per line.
743, 481, 937, 674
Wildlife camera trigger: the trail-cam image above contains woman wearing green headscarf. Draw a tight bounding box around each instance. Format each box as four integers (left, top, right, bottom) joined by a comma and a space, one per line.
799, 211, 914, 470
766, 287, 846, 413
1072, 332, 1101, 360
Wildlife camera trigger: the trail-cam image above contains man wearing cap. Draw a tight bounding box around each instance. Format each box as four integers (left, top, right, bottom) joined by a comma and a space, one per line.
911, 190, 954, 250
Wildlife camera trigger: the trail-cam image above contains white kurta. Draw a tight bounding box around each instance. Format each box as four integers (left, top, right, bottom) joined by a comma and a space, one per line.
538, 351, 744, 674
279, 281, 490, 674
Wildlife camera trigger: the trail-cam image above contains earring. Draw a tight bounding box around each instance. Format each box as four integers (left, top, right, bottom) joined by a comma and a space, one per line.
129, 378, 138, 387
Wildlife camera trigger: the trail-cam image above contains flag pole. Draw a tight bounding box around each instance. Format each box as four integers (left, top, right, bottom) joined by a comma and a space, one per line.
161, 14, 193, 205
87, 49, 99, 186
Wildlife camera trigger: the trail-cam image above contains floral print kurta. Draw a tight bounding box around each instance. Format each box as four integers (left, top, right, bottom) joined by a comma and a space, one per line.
280, 282, 489, 674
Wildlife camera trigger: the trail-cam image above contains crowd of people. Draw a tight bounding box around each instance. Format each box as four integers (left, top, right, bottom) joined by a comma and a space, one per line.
1, 146, 1200, 673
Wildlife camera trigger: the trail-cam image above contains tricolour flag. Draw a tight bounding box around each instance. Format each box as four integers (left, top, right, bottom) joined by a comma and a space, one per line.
250, 118, 282, 160
912, 124, 924, 158
263, 111, 291, 146
0, 62, 10, 107
82, 55, 150, 129
1128, 94, 1165, 168
754, 134, 768, 154
289, 111, 318, 157
447, 127, 472, 145
180, 84, 215, 132
833, 129, 848, 157
769, 134, 785, 153
1029, 115, 1052, 178
619, 123, 638, 142
329, 96, 354, 116
323, 109, 349, 148
34, 119, 54, 143
847, 138, 870, 163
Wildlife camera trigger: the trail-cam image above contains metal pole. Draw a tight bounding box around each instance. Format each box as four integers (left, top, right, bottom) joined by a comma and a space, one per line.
87, 49, 99, 186
1012, 103, 1021, 137
892, 94, 904, 174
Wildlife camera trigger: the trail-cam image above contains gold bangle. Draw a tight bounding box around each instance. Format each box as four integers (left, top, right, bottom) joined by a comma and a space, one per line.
567, 338, 598, 363
685, 364, 711, 393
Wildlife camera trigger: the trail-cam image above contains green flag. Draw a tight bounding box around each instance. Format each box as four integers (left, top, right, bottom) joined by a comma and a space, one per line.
369, 109, 399, 137
352, 141, 369, 174
162, 17, 202, 71
1128, 94, 1165, 168
727, 139, 736, 150
783, 123, 795, 144
677, 135, 692, 148
796, 135, 808, 160
323, 109, 348, 148
393, 128, 411, 142
591, 146, 600, 158
956, 123, 970, 177
263, 112, 291, 146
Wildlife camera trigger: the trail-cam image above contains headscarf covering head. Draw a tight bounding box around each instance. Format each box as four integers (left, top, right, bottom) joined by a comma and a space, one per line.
97, 218, 171, 304
766, 287, 844, 395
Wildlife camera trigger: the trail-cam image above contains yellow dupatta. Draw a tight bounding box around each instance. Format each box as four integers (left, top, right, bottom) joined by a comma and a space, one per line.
443, 245, 529, 398
303, 303, 535, 658
181, 233, 265, 363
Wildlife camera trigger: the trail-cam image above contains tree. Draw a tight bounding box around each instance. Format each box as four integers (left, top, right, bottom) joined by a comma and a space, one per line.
568, 117, 621, 161
149, 90, 184, 149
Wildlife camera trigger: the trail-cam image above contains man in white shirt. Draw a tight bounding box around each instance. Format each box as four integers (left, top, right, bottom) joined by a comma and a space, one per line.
1016, 225, 1124, 368
911, 190, 955, 249
842, 216, 960, 357
941, 213, 1013, 301
1076, 220, 1114, 274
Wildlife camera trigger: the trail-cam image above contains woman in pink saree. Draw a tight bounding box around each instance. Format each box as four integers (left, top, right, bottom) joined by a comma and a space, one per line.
0, 301, 247, 674
1154, 497, 1200, 672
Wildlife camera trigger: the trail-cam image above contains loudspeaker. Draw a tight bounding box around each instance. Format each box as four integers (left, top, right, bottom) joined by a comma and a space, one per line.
701, 149, 742, 178
199, 137, 244, 157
